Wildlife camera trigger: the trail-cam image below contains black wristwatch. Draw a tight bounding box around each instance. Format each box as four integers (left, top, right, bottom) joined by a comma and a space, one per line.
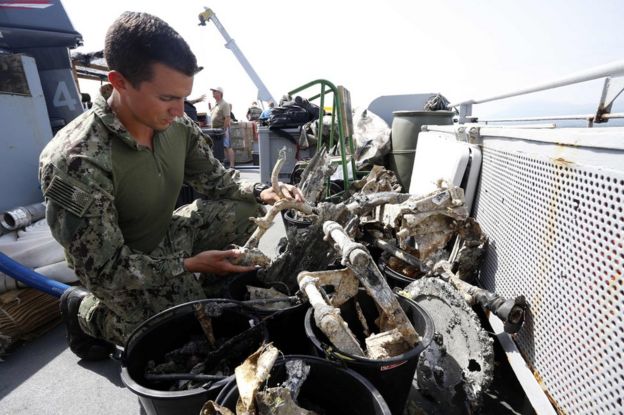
253, 183, 270, 204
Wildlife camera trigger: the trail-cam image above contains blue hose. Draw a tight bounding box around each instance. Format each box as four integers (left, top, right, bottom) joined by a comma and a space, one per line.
0, 251, 70, 298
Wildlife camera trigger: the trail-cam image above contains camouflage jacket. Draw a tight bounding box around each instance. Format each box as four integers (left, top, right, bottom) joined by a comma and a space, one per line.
38, 96, 255, 299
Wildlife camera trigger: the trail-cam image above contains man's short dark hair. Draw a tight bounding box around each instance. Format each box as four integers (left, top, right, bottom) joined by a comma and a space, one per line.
105, 12, 199, 87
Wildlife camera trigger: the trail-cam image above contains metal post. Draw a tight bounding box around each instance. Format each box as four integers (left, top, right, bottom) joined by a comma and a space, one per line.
458, 102, 473, 124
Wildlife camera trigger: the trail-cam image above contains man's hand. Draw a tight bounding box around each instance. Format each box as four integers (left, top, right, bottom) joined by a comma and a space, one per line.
183, 249, 256, 275
187, 94, 207, 105
260, 182, 304, 205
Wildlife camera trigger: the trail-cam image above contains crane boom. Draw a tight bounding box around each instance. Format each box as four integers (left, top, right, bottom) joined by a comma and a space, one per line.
198, 8, 277, 104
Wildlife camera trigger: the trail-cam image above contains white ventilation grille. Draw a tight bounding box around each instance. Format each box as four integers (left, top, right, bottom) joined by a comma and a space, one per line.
473, 144, 624, 415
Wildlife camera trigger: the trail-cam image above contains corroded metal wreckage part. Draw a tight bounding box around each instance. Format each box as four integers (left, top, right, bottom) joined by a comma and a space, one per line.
249, 173, 413, 286
257, 165, 412, 289
245, 199, 316, 250
226, 246, 272, 268
323, 221, 420, 346
298, 268, 360, 308
375, 226, 525, 335
378, 185, 469, 257
297, 220, 422, 358
296, 147, 336, 204
402, 277, 494, 413
193, 303, 217, 347
245, 286, 292, 311
365, 328, 412, 360
344, 191, 412, 216
246, 348, 317, 415
229, 147, 317, 268
256, 387, 319, 415
251, 354, 318, 415
146, 302, 267, 393
297, 268, 365, 356
234, 343, 280, 414
282, 359, 311, 402
200, 401, 234, 415
201, 344, 317, 415
271, 147, 287, 199
434, 260, 527, 334
352, 165, 402, 195
371, 237, 429, 273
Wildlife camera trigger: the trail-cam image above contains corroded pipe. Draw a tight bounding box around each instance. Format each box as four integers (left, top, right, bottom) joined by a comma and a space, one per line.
297, 270, 364, 356
372, 237, 429, 273
434, 261, 526, 334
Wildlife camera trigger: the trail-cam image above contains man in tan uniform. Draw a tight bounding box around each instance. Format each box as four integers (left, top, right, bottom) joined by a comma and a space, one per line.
210, 86, 235, 169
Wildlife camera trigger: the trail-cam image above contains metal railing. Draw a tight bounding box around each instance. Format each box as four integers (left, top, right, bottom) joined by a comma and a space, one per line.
479, 112, 624, 125
288, 79, 361, 192
449, 59, 624, 126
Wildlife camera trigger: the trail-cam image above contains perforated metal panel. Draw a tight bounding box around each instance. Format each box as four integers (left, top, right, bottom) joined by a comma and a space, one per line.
472, 130, 624, 415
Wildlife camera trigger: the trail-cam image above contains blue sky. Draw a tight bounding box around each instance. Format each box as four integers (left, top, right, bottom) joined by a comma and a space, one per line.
63, 0, 624, 120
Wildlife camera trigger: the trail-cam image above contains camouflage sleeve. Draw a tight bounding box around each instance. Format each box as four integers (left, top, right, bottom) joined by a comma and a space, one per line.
39, 159, 186, 309
183, 119, 256, 202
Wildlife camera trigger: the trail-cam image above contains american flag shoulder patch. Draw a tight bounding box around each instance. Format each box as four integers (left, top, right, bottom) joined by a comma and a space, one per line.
44, 175, 95, 217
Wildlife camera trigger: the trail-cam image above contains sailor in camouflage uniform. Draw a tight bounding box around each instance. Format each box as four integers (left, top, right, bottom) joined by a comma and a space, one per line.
38, 12, 302, 360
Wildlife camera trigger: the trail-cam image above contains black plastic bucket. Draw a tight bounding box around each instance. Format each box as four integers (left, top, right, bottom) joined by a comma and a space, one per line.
216, 355, 391, 415
281, 209, 314, 233
378, 257, 417, 289
224, 270, 311, 355
120, 299, 268, 415
304, 291, 434, 415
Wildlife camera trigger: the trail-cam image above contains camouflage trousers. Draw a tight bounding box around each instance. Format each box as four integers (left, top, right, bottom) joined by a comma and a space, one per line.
78, 198, 264, 345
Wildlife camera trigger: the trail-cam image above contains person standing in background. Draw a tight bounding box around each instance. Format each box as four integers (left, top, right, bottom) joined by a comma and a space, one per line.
246, 101, 262, 121
258, 101, 275, 126
210, 86, 234, 169
246, 101, 262, 140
